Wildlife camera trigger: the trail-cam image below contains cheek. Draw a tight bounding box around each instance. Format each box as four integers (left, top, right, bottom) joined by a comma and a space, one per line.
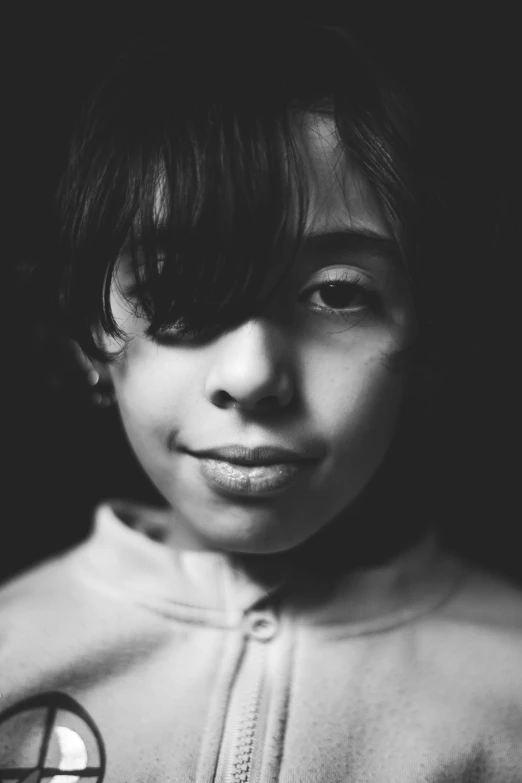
103, 292, 194, 431
108, 340, 193, 441
307, 346, 405, 452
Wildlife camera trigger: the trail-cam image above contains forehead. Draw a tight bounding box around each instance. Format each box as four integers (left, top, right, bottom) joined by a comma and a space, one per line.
150, 113, 389, 239
299, 114, 389, 237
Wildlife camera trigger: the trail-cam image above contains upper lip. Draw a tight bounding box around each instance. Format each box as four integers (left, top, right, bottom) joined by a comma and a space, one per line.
187, 444, 320, 466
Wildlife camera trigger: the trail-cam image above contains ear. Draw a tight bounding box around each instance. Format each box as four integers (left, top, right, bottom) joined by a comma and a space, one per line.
68, 339, 110, 380
68, 339, 116, 407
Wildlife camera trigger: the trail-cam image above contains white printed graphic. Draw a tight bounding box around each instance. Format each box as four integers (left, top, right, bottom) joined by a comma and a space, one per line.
49, 726, 89, 783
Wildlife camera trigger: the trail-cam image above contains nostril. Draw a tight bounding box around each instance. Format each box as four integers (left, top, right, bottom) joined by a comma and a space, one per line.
210, 390, 236, 409
209, 390, 281, 412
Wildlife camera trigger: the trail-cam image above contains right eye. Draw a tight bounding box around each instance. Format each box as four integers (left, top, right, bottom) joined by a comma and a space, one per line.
307, 280, 371, 312
299, 268, 379, 321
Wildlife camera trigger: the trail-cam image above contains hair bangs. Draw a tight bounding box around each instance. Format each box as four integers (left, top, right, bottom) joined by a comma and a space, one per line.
121, 104, 309, 344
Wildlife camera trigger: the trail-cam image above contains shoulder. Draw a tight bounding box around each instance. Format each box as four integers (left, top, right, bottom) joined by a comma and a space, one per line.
0, 547, 85, 702
0, 543, 100, 650
410, 558, 522, 776
435, 557, 522, 639
420, 556, 522, 713
0, 549, 78, 617
0, 527, 169, 711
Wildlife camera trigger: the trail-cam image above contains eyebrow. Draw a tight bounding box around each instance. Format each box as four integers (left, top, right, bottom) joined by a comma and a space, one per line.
302, 227, 400, 264
119, 226, 401, 272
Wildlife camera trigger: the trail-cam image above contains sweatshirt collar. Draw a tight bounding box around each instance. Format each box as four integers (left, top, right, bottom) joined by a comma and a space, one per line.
72, 501, 464, 632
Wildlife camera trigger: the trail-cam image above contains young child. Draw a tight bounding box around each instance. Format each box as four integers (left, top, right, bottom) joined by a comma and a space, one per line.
1, 22, 521, 783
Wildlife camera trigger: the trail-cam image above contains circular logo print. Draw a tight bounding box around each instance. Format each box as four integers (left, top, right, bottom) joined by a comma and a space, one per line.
0, 691, 106, 782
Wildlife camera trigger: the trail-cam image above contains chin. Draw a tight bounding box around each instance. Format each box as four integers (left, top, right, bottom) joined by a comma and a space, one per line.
198, 518, 318, 557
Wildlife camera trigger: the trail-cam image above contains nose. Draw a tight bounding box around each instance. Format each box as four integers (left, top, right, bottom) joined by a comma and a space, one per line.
204, 318, 294, 412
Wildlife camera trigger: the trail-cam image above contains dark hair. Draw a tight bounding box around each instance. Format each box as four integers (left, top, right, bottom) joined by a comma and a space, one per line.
57, 22, 422, 365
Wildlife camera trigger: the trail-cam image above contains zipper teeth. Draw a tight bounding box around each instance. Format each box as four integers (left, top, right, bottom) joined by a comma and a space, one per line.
226, 690, 261, 782
224, 644, 265, 783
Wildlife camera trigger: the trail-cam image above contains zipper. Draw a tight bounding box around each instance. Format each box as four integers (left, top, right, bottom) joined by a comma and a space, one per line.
214, 617, 275, 783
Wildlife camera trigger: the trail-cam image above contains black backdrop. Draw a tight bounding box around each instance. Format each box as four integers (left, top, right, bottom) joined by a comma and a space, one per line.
4, 7, 520, 585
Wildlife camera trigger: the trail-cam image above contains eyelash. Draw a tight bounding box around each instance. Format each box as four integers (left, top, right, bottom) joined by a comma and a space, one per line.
301, 270, 378, 321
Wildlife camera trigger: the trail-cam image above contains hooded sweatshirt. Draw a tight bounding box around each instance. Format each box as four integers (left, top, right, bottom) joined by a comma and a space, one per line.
0, 501, 521, 782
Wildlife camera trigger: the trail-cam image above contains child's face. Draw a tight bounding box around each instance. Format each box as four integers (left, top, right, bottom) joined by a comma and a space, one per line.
102, 116, 415, 554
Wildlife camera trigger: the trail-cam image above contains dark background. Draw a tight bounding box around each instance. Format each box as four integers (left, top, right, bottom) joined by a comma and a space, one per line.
3, 7, 520, 585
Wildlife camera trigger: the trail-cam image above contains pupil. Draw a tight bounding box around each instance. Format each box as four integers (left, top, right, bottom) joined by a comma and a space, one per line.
321, 283, 358, 309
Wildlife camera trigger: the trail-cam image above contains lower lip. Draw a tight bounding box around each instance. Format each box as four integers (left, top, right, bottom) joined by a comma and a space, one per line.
197, 457, 312, 496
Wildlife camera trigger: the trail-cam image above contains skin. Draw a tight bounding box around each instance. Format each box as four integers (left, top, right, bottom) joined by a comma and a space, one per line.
93, 115, 416, 556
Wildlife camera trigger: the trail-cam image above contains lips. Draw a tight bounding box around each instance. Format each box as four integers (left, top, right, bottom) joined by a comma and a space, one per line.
196, 455, 314, 496
187, 444, 320, 466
